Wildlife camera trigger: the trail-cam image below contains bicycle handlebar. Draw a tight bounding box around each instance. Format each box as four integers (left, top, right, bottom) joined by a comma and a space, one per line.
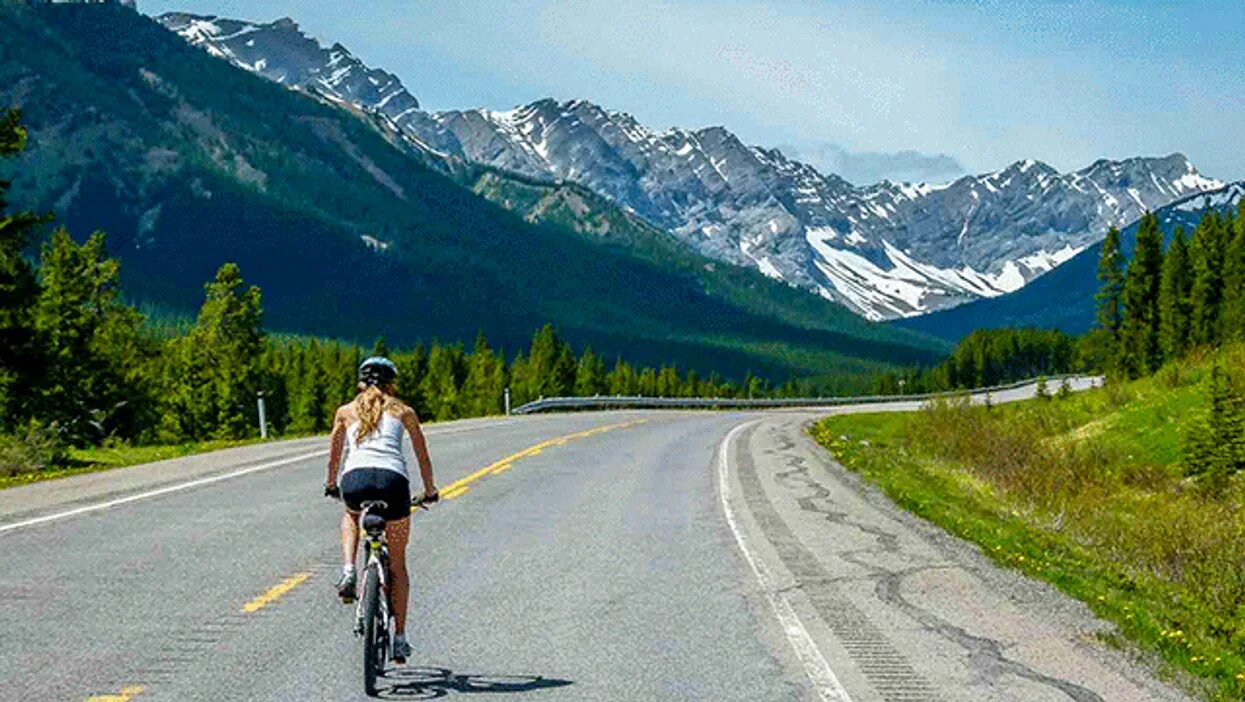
411, 490, 440, 510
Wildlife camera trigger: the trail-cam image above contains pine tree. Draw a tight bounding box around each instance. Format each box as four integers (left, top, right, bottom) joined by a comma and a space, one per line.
33, 230, 147, 442
371, 336, 390, 358
1220, 206, 1245, 342
508, 352, 531, 405
573, 347, 608, 397
257, 343, 290, 436
519, 324, 575, 400
1094, 225, 1126, 372
682, 369, 700, 397
638, 367, 658, 396
1158, 226, 1193, 361
1189, 212, 1228, 347
419, 343, 462, 421
0, 110, 47, 426
460, 333, 505, 416
1184, 363, 1245, 496
655, 365, 680, 397
607, 357, 637, 395
1118, 213, 1164, 377
160, 263, 266, 440
746, 374, 767, 399
321, 342, 360, 424
288, 339, 328, 433
393, 343, 428, 417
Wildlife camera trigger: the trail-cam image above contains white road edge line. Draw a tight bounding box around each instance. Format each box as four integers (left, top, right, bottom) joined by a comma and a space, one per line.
0, 418, 563, 534
0, 450, 329, 535
718, 421, 853, 702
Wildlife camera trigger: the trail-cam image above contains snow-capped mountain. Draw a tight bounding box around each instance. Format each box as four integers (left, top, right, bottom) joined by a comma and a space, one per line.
157, 13, 422, 124
413, 102, 1220, 319
158, 13, 1224, 320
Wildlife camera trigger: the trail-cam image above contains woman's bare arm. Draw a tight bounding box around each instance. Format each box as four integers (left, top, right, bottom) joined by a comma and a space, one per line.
399, 407, 436, 495
326, 406, 349, 487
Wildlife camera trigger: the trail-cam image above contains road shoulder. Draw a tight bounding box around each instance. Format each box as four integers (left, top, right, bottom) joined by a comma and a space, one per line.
721, 413, 1193, 702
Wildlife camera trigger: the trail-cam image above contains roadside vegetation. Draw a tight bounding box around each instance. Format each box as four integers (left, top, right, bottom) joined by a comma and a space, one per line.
814, 348, 1245, 700
815, 203, 1245, 700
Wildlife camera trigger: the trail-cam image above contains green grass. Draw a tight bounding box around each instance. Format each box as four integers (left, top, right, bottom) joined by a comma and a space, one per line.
0, 436, 283, 491
811, 346, 1245, 702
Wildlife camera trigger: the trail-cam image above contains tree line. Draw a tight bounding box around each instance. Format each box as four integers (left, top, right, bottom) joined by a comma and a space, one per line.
871, 327, 1081, 395
1093, 207, 1245, 379
1092, 204, 1245, 491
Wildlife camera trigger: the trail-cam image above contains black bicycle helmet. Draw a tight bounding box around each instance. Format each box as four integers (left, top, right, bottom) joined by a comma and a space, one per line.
358, 356, 398, 387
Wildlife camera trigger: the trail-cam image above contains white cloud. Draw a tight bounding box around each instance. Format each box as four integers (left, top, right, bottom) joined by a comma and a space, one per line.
782, 143, 966, 186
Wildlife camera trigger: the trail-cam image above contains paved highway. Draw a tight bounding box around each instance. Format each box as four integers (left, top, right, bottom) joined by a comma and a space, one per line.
0, 380, 1192, 701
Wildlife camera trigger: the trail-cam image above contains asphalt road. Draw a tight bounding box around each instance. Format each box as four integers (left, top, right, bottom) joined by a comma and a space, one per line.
0, 380, 1192, 701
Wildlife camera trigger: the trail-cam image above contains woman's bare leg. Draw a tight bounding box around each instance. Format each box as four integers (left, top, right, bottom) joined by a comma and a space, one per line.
340, 511, 359, 567
386, 516, 411, 635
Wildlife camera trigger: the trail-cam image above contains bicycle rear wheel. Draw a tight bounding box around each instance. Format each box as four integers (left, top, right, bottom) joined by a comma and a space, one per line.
361, 564, 386, 696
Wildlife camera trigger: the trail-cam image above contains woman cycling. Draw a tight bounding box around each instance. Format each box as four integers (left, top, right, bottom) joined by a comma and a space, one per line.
325, 356, 437, 663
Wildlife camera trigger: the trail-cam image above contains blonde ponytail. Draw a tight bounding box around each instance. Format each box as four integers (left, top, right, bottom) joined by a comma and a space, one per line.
354, 385, 390, 444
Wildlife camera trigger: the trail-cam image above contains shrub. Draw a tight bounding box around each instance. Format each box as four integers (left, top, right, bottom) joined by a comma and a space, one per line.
0, 419, 68, 478
1183, 363, 1245, 495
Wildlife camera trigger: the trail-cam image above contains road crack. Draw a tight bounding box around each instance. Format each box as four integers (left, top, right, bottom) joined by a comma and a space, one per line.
765, 422, 1105, 702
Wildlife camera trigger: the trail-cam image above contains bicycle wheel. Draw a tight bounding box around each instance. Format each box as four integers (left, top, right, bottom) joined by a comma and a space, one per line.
361, 564, 386, 696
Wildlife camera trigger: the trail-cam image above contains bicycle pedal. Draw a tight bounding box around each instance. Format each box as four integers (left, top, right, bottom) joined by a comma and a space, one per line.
340, 596, 355, 604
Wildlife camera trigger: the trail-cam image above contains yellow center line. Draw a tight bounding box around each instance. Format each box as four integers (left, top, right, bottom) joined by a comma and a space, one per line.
242, 571, 312, 613
85, 685, 145, 702
438, 419, 648, 497
441, 485, 470, 500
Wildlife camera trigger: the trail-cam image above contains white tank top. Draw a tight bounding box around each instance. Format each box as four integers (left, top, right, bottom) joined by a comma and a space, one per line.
342, 413, 408, 479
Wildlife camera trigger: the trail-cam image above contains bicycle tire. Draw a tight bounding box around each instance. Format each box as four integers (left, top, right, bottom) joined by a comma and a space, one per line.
361, 564, 385, 696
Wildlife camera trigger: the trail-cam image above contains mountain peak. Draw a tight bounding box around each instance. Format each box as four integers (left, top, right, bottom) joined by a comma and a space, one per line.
159, 12, 420, 111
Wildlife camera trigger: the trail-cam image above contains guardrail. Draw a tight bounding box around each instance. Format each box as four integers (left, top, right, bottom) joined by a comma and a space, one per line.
511, 374, 1099, 415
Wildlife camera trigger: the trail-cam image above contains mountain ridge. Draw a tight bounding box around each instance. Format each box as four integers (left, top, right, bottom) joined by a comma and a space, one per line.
154, 11, 1225, 321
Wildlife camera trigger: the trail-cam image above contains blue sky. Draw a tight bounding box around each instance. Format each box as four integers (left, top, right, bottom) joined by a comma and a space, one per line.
142, 1, 1245, 183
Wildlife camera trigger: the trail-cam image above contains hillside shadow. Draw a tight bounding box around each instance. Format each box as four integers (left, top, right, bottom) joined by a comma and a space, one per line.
379, 666, 573, 698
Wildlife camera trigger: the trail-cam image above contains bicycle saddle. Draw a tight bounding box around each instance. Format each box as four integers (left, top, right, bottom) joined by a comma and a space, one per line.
362, 513, 387, 535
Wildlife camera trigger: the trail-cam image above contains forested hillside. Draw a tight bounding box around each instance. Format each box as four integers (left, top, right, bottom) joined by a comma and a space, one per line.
0, 3, 944, 382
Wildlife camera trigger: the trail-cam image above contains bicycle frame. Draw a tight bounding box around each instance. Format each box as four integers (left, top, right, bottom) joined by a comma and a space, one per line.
354, 502, 391, 631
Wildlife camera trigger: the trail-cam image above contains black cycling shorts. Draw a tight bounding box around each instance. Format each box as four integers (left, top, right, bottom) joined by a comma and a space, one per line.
340, 468, 411, 521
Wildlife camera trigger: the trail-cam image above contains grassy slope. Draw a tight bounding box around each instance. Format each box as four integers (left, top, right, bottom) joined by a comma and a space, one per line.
812, 346, 1245, 701
0, 4, 946, 384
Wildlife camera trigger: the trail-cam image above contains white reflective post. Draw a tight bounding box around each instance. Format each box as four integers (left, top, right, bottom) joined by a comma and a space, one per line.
504, 387, 511, 415
257, 391, 268, 439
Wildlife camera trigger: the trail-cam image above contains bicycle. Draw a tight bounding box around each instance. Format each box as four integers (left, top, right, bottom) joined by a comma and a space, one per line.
348, 491, 438, 697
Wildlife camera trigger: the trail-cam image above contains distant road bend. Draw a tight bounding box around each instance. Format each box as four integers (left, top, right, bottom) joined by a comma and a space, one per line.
0, 379, 1192, 701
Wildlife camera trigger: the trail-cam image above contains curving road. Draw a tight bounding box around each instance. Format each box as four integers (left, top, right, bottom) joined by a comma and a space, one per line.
0, 380, 1192, 701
